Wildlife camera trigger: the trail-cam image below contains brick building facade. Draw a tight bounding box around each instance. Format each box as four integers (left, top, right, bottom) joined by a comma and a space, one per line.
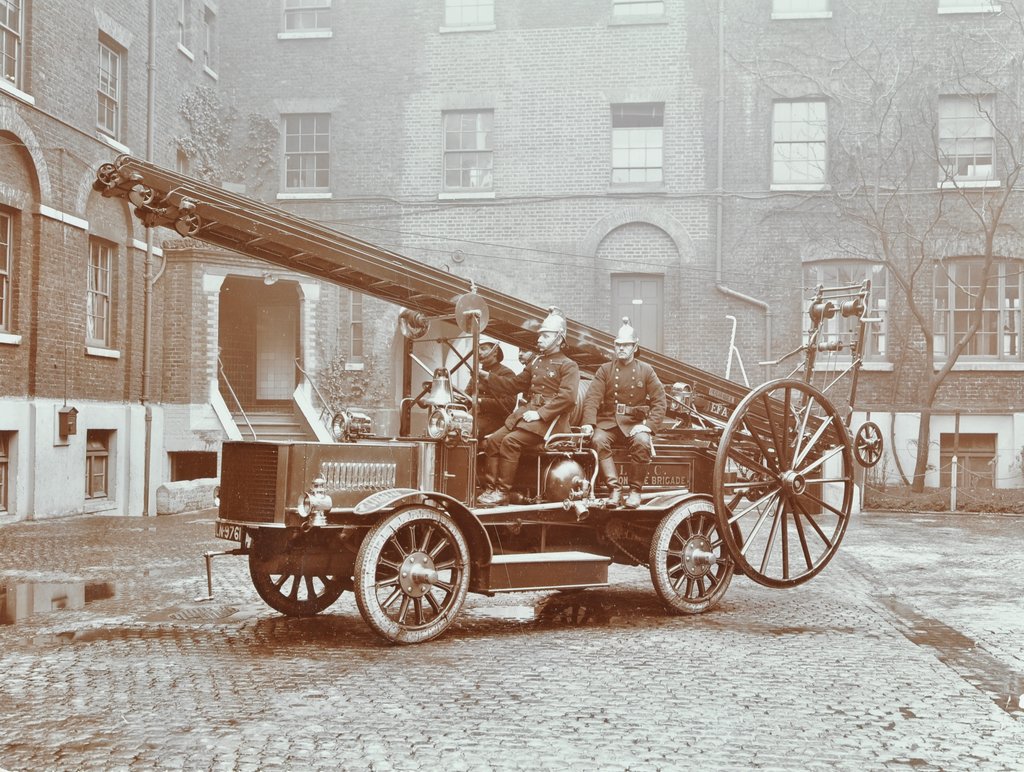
1, 0, 1021, 522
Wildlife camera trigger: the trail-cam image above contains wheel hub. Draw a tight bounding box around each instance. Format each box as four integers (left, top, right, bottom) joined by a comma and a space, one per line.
399, 551, 438, 598
780, 470, 806, 495
683, 535, 716, 577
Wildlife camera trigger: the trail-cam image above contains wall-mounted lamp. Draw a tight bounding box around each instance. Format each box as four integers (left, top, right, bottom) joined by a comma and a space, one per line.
262, 271, 278, 286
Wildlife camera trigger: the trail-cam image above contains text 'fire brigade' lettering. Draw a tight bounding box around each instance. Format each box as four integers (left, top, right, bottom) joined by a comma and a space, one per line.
319, 461, 397, 491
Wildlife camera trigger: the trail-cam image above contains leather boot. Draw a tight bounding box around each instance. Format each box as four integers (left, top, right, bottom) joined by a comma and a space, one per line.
479, 453, 498, 493
599, 456, 622, 507
625, 463, 646, 508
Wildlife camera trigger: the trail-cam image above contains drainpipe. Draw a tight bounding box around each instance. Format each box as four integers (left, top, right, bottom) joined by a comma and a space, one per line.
714, 0, 772, 381
142, 0, 157, 515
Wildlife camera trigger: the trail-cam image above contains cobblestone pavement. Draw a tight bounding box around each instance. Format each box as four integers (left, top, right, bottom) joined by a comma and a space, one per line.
1, 510, 1022, 771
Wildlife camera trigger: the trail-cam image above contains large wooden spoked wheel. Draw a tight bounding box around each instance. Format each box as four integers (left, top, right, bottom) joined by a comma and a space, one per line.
248, 542, 347, 617
712, 378, 854, 588
354, 506, 470, 645
649, 497, 734, 614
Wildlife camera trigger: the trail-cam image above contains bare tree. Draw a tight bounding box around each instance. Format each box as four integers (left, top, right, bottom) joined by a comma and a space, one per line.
730, 1, 1024, 491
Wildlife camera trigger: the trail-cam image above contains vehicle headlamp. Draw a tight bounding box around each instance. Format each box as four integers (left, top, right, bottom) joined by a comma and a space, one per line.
296, 475, 333, 526
331, 410, 373, 442
427, 406, 474, 444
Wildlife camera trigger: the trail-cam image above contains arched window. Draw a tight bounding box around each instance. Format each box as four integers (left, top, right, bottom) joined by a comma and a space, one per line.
933, 258, 1022, 360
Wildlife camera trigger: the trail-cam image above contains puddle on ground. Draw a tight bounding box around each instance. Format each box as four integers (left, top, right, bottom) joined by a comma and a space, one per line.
875, 594, 1024, 719
1, 580, 117, 624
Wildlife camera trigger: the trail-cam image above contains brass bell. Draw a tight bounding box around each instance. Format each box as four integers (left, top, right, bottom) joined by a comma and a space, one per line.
424, 368, 455, 406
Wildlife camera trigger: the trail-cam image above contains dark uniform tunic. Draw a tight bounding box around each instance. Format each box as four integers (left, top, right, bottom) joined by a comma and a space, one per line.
467, 361, 516, 438
481, 350, 580, 493
580, 358, 667, 472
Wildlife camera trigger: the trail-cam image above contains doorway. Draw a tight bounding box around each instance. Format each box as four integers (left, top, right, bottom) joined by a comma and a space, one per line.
611, 274, 664, 351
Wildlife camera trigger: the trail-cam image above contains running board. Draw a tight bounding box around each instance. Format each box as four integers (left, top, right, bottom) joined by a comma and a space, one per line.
484, 551, 611, 593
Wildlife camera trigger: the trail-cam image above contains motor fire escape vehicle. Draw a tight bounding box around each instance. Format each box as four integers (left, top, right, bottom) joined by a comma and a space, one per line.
95, 156, 884, 644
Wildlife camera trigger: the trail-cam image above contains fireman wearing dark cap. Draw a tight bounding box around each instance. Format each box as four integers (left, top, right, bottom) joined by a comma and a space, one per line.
466, 342, 516, 440
476, 308, 579, 507
580, 317, 666, 508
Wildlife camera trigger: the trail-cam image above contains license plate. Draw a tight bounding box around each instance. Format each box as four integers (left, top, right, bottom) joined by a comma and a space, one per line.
215, 521, 243, 542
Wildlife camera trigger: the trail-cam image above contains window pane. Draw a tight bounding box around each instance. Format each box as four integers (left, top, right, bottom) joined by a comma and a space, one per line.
87, 240, 112, 346
934, 259, 1022, 360
938, 95, 995, 181
444, 0, 494, 26
283, 113, 331, 190
1, 0, 21, 86
773, 0, 830, 12
613, 0, 665, 17
97, 42, 120, 137
773, 100, 827, 184
611, 104, 664, 185
442, 110, 494, 190
0, 211, 9, 330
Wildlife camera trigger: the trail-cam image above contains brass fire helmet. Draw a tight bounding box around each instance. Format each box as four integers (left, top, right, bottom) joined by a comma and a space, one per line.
614, 317, 639, 345
538, 308, 568, 339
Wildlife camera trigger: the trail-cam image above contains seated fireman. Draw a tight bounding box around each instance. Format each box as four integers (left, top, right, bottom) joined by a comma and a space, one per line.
580, 317, 667, 508
465, 341, 516, 439
476, 309, 580, 507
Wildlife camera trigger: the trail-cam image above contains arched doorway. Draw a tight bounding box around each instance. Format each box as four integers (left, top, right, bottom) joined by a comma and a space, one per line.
218, 276, 300, 409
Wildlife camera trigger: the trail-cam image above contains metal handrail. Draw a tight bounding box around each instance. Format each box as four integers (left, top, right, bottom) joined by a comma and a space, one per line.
295, 358, 334, 433
217, 355, 256, 440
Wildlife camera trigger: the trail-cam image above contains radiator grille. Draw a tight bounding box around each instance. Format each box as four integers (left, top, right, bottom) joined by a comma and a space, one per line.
220, 443, 280, 523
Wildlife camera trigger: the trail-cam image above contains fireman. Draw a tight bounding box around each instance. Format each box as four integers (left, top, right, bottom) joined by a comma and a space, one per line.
580, 317, 666, 508
466, 341, 516, 439
476, 308, 580, 507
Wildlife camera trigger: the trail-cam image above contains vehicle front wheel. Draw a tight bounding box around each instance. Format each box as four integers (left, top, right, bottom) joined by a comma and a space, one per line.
354, 506, 470, 644
248, 543, 347, 617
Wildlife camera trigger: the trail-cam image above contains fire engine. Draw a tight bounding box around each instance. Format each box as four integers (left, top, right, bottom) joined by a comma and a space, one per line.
95, 156, 883, 644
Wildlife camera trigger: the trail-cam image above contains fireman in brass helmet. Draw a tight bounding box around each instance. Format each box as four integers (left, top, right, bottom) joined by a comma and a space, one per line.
476, 308, 580, 507
580, 317, 666, 508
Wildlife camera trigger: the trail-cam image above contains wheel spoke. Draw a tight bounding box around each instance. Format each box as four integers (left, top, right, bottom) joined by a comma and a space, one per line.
288, 577, 300, 601
796, 442, 844, 477
433, 559, 457, 571
374, 573, 400, 590
729, 446, 777, 481
792, 495, 836, 550
738, 492, 780, 558
379, 586, 403, 610
741, 415, 780, 474
759, 392, 786, 466
780, 501, 789, 580
304, 574, 317, 599
418, 524, 435, 553
801, 488, 849, 524
433, 578, 454, 593
758, 495, 784, 575
414, 597, 425, 626
727, 487, 780, 526
790, 396, 814, 469
396, 594, 412, 623
794, 413, 834, 469
429, 539, 451, 561
424, 591, 442, 614
788, 502, 815, 570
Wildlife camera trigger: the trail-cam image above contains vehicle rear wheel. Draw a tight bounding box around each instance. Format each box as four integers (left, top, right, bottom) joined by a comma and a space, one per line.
354, 506, 470, 644
713, 378, 853, 588
248, 541, 347, 617
649, 497, 734, 614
